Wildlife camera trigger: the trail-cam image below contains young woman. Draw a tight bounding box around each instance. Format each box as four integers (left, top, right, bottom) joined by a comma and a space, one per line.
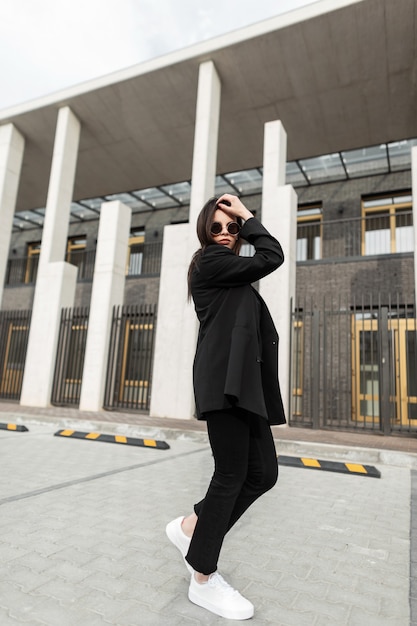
166, 193, 286, 620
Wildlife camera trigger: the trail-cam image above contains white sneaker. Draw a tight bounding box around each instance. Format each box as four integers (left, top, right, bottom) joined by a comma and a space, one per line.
165, 516, 193, 574
188, 571, 254, 620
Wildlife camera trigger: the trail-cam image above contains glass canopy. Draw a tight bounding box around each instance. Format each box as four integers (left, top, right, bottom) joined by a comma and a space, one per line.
298, 153, 346, 184
13, 138, 417, 231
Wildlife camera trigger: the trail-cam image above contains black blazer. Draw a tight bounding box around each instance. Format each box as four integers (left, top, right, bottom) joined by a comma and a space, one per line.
191, 217, 286, 425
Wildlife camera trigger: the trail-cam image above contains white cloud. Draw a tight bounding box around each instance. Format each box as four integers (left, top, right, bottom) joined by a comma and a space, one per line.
0, 0, 317, 109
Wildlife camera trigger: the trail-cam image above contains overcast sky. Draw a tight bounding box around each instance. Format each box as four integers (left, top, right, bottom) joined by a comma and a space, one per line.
0, 0, 318, 111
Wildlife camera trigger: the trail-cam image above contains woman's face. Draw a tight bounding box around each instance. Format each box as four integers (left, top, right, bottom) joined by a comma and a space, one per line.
210, 209, 239, 250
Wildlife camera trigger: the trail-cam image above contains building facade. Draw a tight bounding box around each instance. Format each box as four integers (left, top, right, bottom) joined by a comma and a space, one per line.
0, 0, 416, 436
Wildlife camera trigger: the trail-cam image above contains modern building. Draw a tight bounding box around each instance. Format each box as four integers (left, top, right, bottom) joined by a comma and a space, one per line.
0, 0, 416, 437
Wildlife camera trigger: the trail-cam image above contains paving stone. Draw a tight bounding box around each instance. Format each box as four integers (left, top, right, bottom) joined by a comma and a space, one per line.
0, 423, 412, 625
32, 578, 91, 606
0, 563, 53, 593
41, 560, 93, 584
0, 607, 16, 626
293, 591, 351, 623
27, 596, 100, 626
256, 598, 319, 626
123, 563, 176, 588
82, 571, 128, 597
325, 584, 381, 614
115, 602, 187, 625
348, 604, 408, 626
75, 587, 133, 621
45, 546, 98, 566
0, 583, 48, 623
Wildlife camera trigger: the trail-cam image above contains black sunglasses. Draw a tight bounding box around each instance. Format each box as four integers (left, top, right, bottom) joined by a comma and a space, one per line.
210, 221, 241, 236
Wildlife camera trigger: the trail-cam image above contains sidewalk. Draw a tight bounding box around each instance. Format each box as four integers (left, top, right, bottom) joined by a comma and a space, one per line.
2, 400, 417, 468
0, 412, 412, 625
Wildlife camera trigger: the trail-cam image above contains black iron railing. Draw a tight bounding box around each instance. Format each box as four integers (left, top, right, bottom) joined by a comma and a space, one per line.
5, 241, 163, 287
297, 210, 413, 261
104, 304, 157, 411
51, 307, 89, 406
0, 309, 32, 400
290, 294, 417, 434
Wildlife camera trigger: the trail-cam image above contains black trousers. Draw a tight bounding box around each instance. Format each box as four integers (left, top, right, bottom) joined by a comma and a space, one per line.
185, 408, 278, 575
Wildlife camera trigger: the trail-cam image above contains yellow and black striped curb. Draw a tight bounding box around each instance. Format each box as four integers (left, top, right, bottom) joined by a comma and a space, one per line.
54, 429, 170, 450
0, 423, 28, 432
277, 455, 381, 478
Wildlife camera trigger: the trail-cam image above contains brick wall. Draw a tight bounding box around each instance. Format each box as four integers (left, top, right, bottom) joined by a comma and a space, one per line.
296, 254, 414, 306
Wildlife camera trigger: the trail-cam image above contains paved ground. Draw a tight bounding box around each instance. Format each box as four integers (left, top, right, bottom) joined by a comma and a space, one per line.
0, 406, 414, 625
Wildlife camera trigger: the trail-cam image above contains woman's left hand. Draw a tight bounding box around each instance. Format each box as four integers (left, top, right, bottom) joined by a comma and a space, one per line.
217, 194, 254, 222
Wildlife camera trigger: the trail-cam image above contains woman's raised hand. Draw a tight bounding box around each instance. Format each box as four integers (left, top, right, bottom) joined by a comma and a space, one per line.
217, 194, 254, 222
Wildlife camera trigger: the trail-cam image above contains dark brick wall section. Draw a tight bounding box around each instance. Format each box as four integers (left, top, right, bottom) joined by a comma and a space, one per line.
1, 285, 35, 311
297, 255, 414, 306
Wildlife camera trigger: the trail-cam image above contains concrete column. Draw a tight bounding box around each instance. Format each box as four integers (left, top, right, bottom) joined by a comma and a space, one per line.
188, 60, 221, 224
412, 146, 417, 305
38, 107, 81, 269
259, 120, 297, 421
20, 106, 81, 407
150, 60, 221, 419
20, 263, 78, 406
0, 124, 25, 308
79, 201, 131, 411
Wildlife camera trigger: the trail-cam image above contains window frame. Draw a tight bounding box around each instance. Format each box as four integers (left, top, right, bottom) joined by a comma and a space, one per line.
361, 193, 413, 256
25, 241, 41, 284
296, 204, 322, 261
127, 227, 145, 276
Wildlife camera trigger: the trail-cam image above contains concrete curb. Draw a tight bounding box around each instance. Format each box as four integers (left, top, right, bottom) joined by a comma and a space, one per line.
4, 412, 417, 470
276, 438, 417, 470
1, 413, 208, 444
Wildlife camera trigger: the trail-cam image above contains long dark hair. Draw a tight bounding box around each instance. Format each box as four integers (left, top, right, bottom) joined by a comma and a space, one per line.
187, 197, 242, 299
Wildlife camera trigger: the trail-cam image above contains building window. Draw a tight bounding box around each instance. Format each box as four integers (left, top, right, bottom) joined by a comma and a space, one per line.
362, 193, 413, 256
297, 205, 322, 261
351, 312, 417, 424
292, 320, 304, 417
240, 242, 255, 257
66, 236, 86, 262
24, 237, 88, 284
127, 228, 145, 276
25, 241, 41, 283
66, 236, 87, 276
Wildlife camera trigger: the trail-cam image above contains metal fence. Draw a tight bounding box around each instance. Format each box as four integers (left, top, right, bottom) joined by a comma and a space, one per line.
127, 241, 163, 276
0, 310, 31, 400
5, 256, 39, 285
5, 252, 95, 285
104, 304, 157, 411
51, 307, 89, 406
66, 249, 96, 281
290, 294, 417, 434
5, 242, 163, 287
297, 210, 413, 261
